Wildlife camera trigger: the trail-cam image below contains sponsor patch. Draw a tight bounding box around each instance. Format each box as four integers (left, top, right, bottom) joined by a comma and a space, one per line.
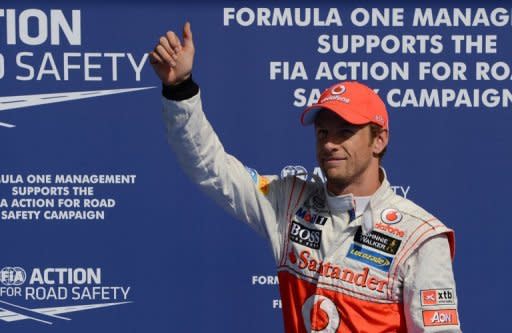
421, 289, 455, 306
289, 221, 322, 249
258, 176, 270, 195
380, 208, 402, 224
422, 309, 459, 327
375, 222, 405, 238
346, 244, 393, 272
245, 167, 270, 195
295, 207, 329, 226
289, 250, 388, 293
245, 167, 259, 183
354, 227, 401, 255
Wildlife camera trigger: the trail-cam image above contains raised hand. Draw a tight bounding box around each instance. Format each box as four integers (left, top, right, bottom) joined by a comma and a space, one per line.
149, 22, 194, 86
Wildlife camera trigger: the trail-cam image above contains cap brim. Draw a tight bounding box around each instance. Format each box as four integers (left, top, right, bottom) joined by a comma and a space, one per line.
301, 102, 372, 126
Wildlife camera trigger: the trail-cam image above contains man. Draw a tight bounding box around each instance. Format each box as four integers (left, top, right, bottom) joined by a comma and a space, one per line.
150, 23, 461, 333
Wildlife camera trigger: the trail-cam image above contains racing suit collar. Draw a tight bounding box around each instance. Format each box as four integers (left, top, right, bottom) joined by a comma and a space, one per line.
323, 167, 394, 233
364, 167, 395, 234
325, 190, 355, 214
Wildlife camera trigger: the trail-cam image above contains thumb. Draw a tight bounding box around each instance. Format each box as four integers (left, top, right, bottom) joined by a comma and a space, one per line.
182, 21, 193, 48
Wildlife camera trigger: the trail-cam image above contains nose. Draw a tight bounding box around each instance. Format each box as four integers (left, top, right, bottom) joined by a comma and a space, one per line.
319, 136, 339, 153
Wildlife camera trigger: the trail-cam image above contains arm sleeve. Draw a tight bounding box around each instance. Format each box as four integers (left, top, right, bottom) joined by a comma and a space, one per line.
161, 86, 288, 258
402, 234, 462, 333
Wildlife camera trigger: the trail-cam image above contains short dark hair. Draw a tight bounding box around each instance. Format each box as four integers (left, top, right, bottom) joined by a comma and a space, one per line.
369, 124, 387, 160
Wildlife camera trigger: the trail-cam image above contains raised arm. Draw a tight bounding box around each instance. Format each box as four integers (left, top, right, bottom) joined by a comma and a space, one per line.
149, 24, 291, 260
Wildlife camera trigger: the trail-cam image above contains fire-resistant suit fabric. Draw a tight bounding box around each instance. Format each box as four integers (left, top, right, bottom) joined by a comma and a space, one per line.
161, 84, 461, 333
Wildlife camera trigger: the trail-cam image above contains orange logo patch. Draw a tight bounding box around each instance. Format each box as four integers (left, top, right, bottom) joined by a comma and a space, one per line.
421, 290, 437, 305
423, 309, 458, 327
258, 176, 270, 195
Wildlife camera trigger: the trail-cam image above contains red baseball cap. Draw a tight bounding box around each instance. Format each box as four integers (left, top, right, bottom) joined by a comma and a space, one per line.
300, 81, 388, 130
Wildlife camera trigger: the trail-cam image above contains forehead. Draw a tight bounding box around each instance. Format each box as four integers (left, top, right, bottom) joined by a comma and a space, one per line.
314, 109, 355, 127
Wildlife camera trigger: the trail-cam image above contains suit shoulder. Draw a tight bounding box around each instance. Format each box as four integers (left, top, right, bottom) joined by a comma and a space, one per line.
387, 194, 446, 229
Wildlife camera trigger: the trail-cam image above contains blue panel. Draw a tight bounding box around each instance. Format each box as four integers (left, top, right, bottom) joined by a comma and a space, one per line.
0, 1, 508, 332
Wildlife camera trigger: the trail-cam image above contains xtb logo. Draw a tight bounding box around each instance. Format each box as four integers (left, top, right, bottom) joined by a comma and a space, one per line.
302, 295, 340, 333
421, 288, 455, 306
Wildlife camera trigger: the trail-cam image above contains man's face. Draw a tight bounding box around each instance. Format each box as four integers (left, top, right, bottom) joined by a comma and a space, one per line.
314, 110, 381, 194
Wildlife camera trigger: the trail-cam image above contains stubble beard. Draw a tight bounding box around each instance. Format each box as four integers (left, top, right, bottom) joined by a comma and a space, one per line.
324, 158, 372, 195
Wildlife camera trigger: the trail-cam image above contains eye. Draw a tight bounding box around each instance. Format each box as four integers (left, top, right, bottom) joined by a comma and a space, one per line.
316, 129, 327, 140
338, 128, 356, 137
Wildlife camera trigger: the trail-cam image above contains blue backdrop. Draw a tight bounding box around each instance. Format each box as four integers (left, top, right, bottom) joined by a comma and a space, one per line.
0, 1, 509, 332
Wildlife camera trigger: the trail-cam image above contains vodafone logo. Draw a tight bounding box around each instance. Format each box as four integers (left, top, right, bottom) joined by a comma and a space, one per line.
302, 295, 340, 333
375, 222, 405, 238
380, 208, 403, 224
331, 84, 346, 95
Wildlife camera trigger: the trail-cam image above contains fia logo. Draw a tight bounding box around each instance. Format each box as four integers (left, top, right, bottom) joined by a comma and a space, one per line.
0, 267, 26, 286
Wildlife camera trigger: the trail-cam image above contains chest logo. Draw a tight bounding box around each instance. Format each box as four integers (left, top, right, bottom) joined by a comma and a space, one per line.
346, 244, 393, 272
290, 221, 322, 249
380, 208, 403, 224
295, 207, 329, 226
288, 250, 388, 293
302, 295, 340, 333
354, 227, 402, 255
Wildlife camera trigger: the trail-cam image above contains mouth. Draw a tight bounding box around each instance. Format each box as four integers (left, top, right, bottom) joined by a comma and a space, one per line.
322, 157, 347, 167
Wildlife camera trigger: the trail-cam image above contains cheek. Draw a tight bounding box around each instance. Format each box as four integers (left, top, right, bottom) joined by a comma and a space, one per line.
315, 146, 322, 165
315, 140, 326, 156
353, 132, 373, 151
344, 141, 372, 162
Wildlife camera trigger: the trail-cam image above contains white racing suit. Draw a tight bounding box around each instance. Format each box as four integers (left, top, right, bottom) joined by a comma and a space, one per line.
162, 83, 461, 333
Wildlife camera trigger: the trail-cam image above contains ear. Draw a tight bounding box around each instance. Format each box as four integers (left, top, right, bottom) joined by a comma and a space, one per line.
372, 128, 389, 155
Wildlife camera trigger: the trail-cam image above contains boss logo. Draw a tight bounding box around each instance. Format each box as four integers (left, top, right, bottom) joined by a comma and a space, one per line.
290, 221, 321, 249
